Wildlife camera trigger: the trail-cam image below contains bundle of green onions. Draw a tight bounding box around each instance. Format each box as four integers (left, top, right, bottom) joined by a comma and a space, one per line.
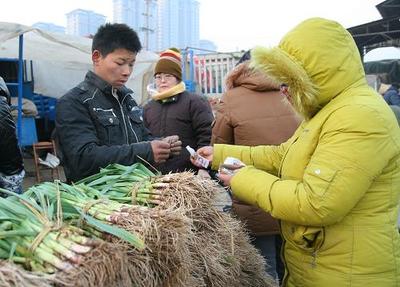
0, 191, 98, 274
24, 182, 145, 250
76, 163, 171, 206
77, 163, 217, 210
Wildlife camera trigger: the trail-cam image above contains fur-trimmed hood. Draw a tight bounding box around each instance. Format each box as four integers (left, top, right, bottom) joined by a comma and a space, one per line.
225, 61, 279, 92
251, 18, 367, 120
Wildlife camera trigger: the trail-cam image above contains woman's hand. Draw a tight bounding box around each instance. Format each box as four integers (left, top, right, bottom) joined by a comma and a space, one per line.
217, 165, 243, 186
190, 146, 214, 167
217, 171, 234, 186
197, 146, 214, 162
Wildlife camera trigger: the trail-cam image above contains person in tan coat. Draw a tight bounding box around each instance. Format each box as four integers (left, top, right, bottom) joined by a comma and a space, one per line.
211, 51, 301, 282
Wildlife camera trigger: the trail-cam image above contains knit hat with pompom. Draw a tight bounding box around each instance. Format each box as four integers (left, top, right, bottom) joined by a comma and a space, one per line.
154, 48, 182, 81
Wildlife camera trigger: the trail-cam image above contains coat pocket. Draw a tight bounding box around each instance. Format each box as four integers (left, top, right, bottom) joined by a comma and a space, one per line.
96, 113, 120, 145
97, 114, 120, 127
305, 162, 338, 198
128, 112, 143, 124
284, 224, 325, 253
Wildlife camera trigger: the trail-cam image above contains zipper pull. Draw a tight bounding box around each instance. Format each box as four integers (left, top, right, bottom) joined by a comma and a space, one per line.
311, 250, 317, 269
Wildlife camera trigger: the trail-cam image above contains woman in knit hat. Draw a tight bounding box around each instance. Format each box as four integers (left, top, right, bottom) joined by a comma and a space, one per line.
143, 48, 214, 174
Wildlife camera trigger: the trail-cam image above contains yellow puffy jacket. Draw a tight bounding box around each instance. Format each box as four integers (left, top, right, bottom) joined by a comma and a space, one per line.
212, 18, 400, 286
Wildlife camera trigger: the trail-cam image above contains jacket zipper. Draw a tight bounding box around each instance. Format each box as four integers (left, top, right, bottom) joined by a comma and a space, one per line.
127, 118, 139, 142
113, 89, 129, 145
278, 128, 302, 286
121, 93, 139, 143
311, 250, 317, 269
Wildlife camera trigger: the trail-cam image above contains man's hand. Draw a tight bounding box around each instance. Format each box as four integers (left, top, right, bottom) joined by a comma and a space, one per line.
163, 135, 182, 156
150, 140, 171, 163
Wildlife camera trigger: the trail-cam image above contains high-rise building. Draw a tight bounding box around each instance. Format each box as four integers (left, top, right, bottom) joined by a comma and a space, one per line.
66, 9, 106, 37
157, 0, 199, 51
32, 22, 66, 34
198, 39, 218, 54
181, 0, 200, 49
112, 0, 199, 52
113, 0, 158, 51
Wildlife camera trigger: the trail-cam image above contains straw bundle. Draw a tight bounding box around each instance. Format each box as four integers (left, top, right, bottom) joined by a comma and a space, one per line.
0, 241, 131, 287
55, 241, 130, 287
149, 172, 277, 287
110, 206, 193, 287
0, 261, 55, 287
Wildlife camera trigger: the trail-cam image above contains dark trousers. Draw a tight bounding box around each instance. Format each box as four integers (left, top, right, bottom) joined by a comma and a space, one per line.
253, 234, 284, 284
275, 234, 285, 285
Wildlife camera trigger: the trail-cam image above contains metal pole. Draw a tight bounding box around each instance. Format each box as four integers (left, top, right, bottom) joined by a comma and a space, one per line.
141, 0, 154, 51
181, 49, 187, 82
17, 34, 23, 145
144, 0, 149, 50
189, 49, 194, 86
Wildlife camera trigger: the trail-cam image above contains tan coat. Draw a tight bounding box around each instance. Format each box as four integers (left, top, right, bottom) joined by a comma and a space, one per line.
212, 62, 301, 235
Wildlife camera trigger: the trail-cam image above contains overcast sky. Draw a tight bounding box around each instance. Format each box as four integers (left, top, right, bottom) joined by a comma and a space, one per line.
1, 0, 383, 52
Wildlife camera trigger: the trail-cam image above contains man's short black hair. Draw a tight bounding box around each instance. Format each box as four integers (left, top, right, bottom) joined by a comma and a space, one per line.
92, 23, 142, 56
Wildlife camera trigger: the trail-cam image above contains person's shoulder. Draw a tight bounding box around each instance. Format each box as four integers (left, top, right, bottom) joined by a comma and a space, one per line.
384, 88, 398, 97
328, 96, 395, 132
185, 93, 213, 113
62, 80, 95, 101
186, 91, 208, 102
0, 99, 10, 116
185, 90, 199, 97
142, 98, 156, 108
120, 86, 134, 97
119, 86, 135, 99
58, 85, 88, 108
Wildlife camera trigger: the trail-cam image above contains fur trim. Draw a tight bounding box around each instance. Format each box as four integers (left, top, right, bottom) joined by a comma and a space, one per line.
225, 61, 279, 91
250, 46, 319, 119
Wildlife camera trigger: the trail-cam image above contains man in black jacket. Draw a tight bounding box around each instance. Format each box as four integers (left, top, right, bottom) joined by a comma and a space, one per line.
56, 23, 181, 182
0, 78, 24, 194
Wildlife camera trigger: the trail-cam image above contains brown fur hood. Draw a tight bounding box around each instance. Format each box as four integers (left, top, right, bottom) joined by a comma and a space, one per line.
225, 61, 279, 92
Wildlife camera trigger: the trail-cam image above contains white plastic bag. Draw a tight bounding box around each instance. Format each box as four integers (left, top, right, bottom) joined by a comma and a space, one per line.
38, 153, 60, 168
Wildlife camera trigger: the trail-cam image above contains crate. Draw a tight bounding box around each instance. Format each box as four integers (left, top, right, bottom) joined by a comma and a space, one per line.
19, 116, 38, 147
33, 94, 57, 121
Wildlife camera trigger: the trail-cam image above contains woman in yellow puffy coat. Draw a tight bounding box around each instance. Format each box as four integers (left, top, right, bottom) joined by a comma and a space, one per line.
194, 18, 400, 286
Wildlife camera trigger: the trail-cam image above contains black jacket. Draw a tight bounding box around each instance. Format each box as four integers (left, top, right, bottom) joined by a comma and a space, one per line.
0, 99, 24, 175
143, 91, 213, 173
56, 71, 153, 182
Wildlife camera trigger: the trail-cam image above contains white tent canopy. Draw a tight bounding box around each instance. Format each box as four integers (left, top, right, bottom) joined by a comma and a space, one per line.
0, 22, 158, 104
364, 46, 400, 63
